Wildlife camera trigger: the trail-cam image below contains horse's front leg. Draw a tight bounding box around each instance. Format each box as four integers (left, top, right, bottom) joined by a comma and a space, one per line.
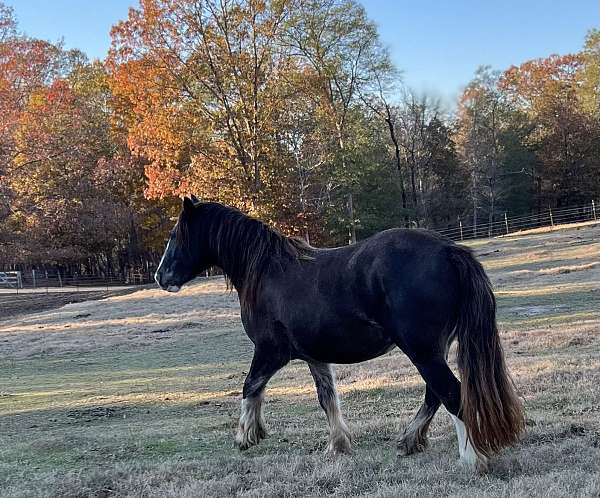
235, 345, 288, 450
308, 362, 352, 455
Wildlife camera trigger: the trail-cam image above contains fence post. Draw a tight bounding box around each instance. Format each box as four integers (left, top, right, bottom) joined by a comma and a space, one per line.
593, 200, 597, 221
549, 207, 554, 227
504, 212, 509, 234
459, 219, 464, 241
32, 269, 36, 289
57, 270, 62, 288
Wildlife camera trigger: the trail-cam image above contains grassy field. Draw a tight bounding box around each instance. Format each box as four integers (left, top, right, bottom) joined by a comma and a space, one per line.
0, 288, 147, 323
1, 224, 600, 497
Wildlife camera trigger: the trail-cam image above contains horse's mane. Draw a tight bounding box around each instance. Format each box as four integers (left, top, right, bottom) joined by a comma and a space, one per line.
178, 202, 314, 308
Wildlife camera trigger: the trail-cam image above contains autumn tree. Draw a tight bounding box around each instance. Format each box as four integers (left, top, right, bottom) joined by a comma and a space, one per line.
0, 8, 158, 274
455, 67, 537, 233
0, 4, 81, 262
283, 0, 393, 239
579, 30, 600, 115
0, 4, 63, 203
109, 0, 300, 213
500, 54, 600, 207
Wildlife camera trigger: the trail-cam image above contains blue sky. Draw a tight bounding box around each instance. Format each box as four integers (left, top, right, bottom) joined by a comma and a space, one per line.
6, 0, 599, 104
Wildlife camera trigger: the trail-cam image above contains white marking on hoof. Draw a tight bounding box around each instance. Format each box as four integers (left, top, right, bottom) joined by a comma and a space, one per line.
310, 363, 353, 456
235, 396, 266, 450
451, 414, 489, 472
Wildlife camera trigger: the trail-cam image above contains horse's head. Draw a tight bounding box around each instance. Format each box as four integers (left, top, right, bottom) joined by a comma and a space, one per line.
154, 196, 210, 292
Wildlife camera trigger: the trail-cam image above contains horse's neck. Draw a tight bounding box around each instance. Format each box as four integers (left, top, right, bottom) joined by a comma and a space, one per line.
209, 224, 251, 293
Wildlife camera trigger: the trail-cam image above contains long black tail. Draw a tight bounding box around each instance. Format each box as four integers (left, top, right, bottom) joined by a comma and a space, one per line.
450, 245, 524, 456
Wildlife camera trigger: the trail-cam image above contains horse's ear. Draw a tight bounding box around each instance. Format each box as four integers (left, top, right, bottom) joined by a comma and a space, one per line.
190, 194, 200, 204
182, 196, 195, 214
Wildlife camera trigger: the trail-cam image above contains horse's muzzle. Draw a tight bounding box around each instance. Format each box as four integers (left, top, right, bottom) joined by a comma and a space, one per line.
154, 270, 181, 293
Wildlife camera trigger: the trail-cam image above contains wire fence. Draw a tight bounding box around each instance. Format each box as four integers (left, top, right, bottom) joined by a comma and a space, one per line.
435, 200, 598, 241
0, 268, 224, 295
0, 269, 157, 294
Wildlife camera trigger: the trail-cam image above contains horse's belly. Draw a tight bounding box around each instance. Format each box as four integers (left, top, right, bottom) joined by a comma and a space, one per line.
293, 323, 395, 364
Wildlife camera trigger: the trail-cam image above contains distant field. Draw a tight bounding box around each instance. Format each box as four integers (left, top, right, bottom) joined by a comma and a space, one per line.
1, 224, 600, 497
0, 288, 144, 323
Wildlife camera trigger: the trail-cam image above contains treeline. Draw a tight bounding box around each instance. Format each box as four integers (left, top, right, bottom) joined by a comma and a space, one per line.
1, 0, 599, 276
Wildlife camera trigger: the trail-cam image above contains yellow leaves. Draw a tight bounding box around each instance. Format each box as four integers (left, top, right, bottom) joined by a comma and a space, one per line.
107, 0, 296, 203
499, 54, 584, 118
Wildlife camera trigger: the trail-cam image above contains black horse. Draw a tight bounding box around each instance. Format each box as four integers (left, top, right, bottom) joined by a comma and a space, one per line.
155, 198, 524, 471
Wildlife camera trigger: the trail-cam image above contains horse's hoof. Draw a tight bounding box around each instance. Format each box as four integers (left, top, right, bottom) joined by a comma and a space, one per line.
235, 436, 261, 451
325, 434, 352, 456
235, 424, 267, 450
458, 452, 489, 474
459, 459, 489, 474
236, 440, 250, 451
397, 432, 428, 456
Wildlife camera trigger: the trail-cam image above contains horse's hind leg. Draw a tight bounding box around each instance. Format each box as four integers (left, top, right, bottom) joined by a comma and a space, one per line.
397, 385, 441, 456
412, 357, 488, 471
235, 346, 288, 450
308, 362, 352, 455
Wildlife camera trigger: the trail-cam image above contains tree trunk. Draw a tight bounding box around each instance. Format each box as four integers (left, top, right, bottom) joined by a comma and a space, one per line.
385, 112, 409, 227
347, 193, 356, 245
409, 162, 419, 227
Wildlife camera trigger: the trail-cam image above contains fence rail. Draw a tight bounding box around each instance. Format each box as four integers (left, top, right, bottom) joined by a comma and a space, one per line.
0, 271, 22, 289
0, 268, 224, 295
435, 200, 598, 241
0, 269, 156, 294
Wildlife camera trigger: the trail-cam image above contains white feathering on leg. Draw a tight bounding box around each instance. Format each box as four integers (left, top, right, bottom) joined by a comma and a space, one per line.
451, 414, 487, 470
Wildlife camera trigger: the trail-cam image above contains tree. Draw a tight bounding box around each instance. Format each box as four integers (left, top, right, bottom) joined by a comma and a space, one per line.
109, 0, 299, 213
455, 67, 531, 234
500, 54, 600, 207
579, 29, 600, 115
284, 0, 393, 239
108, 0, 395, 243
1, 44, 157, 274
393, 92, 444, 227
360, 72, 410, 226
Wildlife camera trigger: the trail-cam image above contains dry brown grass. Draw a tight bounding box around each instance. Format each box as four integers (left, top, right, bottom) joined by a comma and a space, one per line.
1, 225, 600, 497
